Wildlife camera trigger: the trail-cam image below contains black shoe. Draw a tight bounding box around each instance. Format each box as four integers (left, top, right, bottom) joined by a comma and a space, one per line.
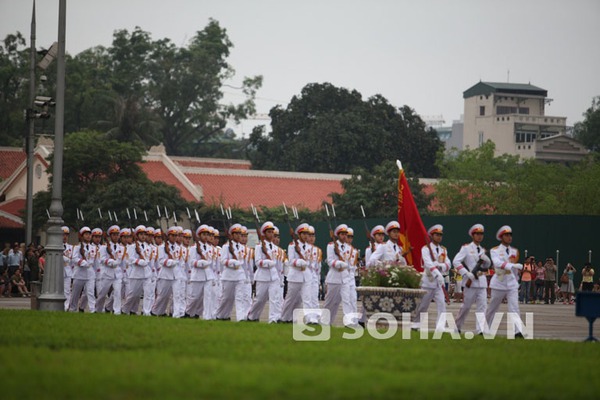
216, 317, 231, 321
358, 321, 365, 328
78, 308, 85, 313
247, 319, 259, 322
150, 312, 158, 317
130, 312, 137, 316
515, 332, 525, 339
183, 313, 192, 319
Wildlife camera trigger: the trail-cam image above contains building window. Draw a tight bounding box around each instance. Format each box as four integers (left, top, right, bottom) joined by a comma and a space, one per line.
478, 131, 484, 146
497, 106, 529, 115
480, 106, 485, 116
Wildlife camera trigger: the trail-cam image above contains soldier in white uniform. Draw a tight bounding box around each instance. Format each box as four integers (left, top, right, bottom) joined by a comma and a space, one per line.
185, 225, 215, 318
215, 224, 247, 321
366, 221, 407, 267
62, 226, 74, 311
272, 227, 286, 316
302, 225, 322, 324
69, 227, 97, 312
364, 225, 385, 266
412, 224, 451, 331
238, 226, 254, 321
344, 228, 359, 319
78, 228, 102, 313
96, 225, 124, 313
452, 224, 492, 334
280, 223, 313, 323
247, 221, 283, 323
142, 227, 158, 316
323, 224, 354, 325
208, 227, 222, 320
122, 225, 152, 315
171, 227, 188, 318
486, 225, 525, 338
151, 226, 180, 316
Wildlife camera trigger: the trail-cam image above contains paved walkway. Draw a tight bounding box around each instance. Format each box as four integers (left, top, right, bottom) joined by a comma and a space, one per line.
1, 296, 593, 341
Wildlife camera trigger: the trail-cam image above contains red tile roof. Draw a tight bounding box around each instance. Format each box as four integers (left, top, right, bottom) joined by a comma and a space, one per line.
0, 149, 25, 179
0, 199, 25, 216
138, 161, 196, 202
174, 159, 251, 170
186, 173, 343, 210
0, 215, 23, 229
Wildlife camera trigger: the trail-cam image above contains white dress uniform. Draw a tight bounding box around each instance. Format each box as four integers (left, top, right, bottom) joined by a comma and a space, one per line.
486, 226, 524, 336
453, 240, 492, 334
151, 240, 180, 316
366, 240, 407, 267
186, 240, 215, 318
70, 240, 98, 312
239, 244, 254, 321
247, 239, 283, 323
215, 238, 247, 320
95, 240, 124, 313
323, 238, 354, 325
142, 242, 158, 316
63, 240, 74, 311
172, 239, 189, 319
280, 239, 313, 323
209, 243, 222, 320
413, 238, 451, 330
301, 244, 322, 324
122, 240, 152, 315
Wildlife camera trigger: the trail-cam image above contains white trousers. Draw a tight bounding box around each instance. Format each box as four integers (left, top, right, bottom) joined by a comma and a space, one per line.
64, 277, 72, 311
247, 280, 282, 322
104, 278, 123, 315
172, 279, 187, 318
215, 280, 245, 320
143, 277, 156, 316
69, 278, 94, 312
281, 281, 305, 322
413, 286, 447, 330
455, 287, 487, 334
486, 288, 524, 334
95, 278, 116, 313
122, 278, 144, 314
152, 279, 174, 316
186, 281, 208, 317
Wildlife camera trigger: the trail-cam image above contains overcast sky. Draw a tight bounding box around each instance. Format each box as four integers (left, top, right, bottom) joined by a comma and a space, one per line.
1, 0, 599, 131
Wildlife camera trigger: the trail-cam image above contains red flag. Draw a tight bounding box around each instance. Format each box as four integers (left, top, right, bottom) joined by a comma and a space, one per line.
397, 164, 427, 272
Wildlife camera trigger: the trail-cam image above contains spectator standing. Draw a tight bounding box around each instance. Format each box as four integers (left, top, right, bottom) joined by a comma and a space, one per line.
581, 263, 595, 291
534, 261, 545, 304
38, 249, 46, 281
543, 258, 557, 304
1, 242, 10, 274
6, 243, 23, 276
520, 256, 534, 304
560, 263, 576, 304
0, 269, 11, 296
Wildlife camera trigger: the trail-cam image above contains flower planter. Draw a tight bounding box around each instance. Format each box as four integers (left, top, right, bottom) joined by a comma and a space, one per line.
357, 286, 426, 321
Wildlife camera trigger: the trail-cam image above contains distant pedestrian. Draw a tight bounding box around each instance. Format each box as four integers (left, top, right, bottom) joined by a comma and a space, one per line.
581, 263, 595, 292
543, 257, 557, 304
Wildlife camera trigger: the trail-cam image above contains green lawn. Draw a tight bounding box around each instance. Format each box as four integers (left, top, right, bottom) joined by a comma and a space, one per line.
0, 310, 598, 399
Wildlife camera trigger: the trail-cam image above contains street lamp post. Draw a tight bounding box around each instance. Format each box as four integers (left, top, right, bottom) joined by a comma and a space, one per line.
26, 0, 36, 247
38, 0, 67, 311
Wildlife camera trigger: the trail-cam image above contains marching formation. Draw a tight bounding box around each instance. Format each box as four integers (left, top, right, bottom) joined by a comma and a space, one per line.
61, 218, 527, 336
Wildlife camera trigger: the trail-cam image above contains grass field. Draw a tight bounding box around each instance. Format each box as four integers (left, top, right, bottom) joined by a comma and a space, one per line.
1, 310, 599, 399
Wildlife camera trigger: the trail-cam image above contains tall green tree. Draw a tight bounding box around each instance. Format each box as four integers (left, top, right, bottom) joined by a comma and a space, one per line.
32, 131, 189, 232
0, 33, 28, 146
574, 96, 600, 152
331, 160, 432, 218
247, 83, 442, 177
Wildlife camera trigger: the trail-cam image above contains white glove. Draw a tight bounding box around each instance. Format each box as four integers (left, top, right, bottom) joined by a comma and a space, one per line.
503, 263, 513, 272
107, 259, 116, 268
229, 260, 242, 268
166, 259, 176, 268
436, 274, 445, 287
465, 271, 475, 281
295, 259, 308, 268
336, 261, 348, 270
262, 260, 276, 268
512, 263, 523, 270
63, 256, 69, 264
137, 259, 148, 267
195, 260, 210, 268
79, 260, 89, 267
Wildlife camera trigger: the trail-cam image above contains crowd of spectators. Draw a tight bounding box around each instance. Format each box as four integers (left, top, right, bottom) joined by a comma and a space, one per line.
1, 242, 45, 297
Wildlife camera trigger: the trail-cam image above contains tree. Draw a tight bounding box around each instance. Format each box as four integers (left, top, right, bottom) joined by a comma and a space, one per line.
0, 33, 28, 146
248, 83, 442, 177
32, 131, 189, 232
330, 160, 432, 219
574, 96, 600, 152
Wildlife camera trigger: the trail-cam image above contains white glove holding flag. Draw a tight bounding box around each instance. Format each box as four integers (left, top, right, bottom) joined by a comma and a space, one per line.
336, 261, 348, 270
137, 259, 148, 267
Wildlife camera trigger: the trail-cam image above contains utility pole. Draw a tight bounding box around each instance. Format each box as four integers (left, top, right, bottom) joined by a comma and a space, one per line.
39, 0, 67, 311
